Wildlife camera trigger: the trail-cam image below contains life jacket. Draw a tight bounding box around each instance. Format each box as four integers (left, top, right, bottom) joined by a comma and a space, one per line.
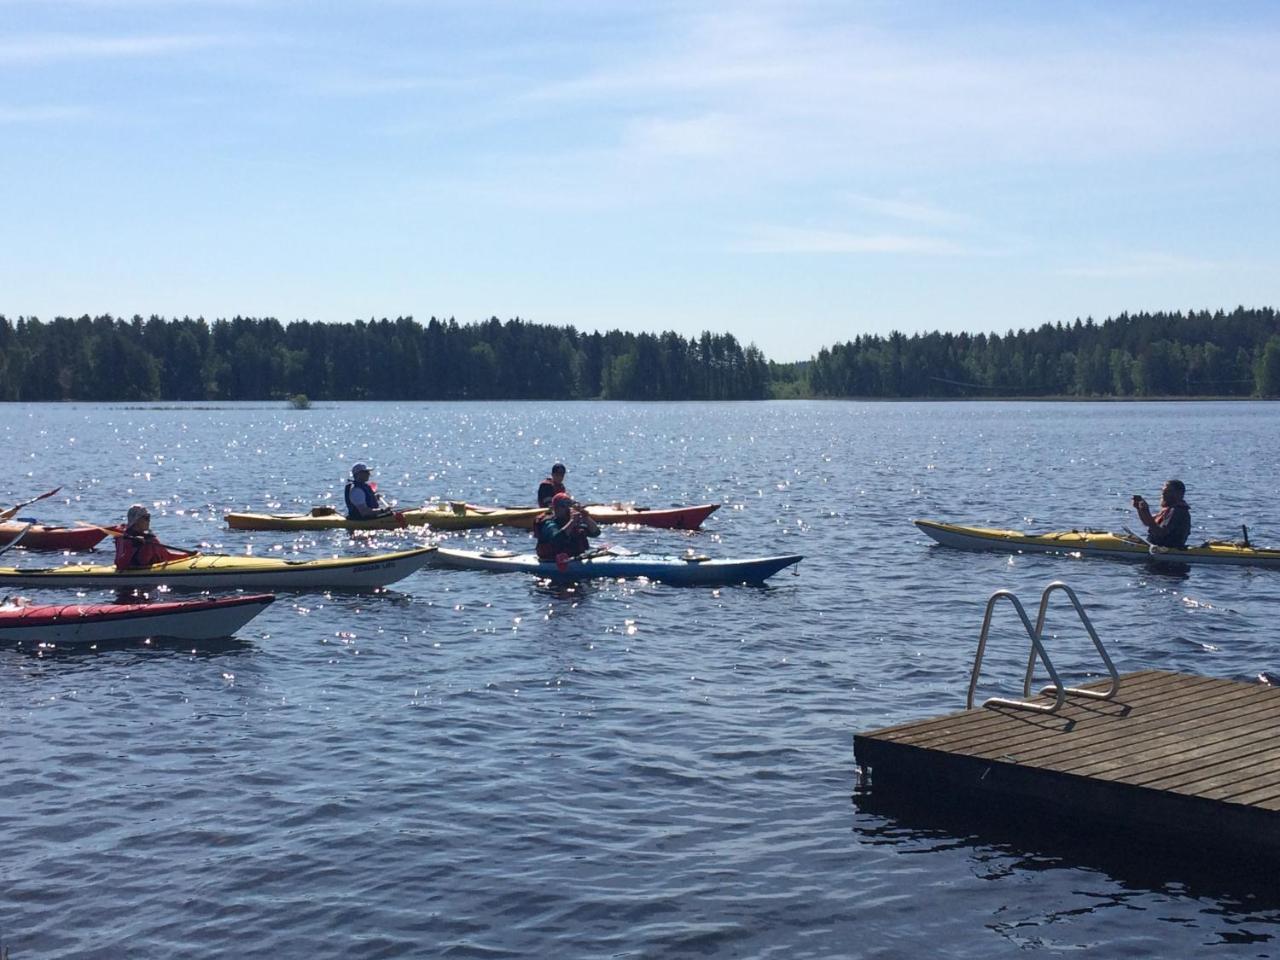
114, 532, 183, 570
344, 480, 380, 519
537, 478, 566, 508
1149, 501, 1191, 549
534, 515, 588, 560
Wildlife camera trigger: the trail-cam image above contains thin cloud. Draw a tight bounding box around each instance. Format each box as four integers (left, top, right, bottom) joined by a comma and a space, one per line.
840, 193, 968, 227
0, 104, 89, 122
737, 226, 973, 256
0, 33, 231, 64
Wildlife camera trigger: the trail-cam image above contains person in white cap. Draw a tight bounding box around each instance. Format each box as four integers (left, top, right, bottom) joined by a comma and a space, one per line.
344, 463, 393, 520
113, 504, 196, 570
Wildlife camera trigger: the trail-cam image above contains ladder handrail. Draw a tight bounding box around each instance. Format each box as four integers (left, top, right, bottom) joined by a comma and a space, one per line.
1022, 581, 1121, 702
968, 590, 1066, 714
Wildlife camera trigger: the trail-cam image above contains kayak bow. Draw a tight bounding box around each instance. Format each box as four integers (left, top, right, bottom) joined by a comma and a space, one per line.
0, 594, 275, 645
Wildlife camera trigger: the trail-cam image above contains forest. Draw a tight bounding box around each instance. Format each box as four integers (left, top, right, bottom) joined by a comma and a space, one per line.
0, 308, 1277, 401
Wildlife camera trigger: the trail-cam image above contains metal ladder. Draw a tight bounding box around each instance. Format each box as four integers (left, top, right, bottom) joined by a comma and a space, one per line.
968, 581, 1121, 714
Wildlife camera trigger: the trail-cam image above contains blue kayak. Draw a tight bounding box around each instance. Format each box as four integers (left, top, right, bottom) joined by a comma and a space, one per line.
432, 547, 802, 585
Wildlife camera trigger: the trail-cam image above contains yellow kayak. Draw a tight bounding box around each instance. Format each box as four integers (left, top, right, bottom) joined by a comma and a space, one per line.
915, 519, 1280, 568
225, 504, 544, 532
0, 547, 437, 590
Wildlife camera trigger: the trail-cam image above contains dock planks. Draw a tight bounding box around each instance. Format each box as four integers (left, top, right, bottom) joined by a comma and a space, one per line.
854, 670, 1280, 851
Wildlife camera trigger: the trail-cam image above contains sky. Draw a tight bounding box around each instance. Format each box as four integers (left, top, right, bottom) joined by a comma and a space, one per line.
2, 0, 1278, 361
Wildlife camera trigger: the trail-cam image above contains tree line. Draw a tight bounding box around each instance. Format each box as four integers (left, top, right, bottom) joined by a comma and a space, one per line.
797, 307, 1280, 398
0, 308, 1277, 401
0, 315, 769, 402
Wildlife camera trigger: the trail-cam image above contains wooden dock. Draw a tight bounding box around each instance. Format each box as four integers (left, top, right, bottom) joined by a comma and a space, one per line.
854, 670, 1280, 852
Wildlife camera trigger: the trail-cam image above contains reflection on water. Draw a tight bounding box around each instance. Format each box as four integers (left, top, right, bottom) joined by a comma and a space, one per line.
3, 400, 1280, 958
852, 789, 1280, 922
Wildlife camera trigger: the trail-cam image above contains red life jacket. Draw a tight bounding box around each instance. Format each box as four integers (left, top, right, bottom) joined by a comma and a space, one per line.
537, 478, 566, 508
534, 515, 588, 560
114, 533, 185, 570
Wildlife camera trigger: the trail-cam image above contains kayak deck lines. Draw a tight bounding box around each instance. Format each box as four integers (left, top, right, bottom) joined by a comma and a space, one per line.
0, 546, 437, 590
431, 547, 801, 584
915, 518, 1280, 569
0, 594, 275, 645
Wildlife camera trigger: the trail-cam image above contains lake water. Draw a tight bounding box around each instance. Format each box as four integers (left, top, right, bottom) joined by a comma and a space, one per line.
2, 400, 1279, 958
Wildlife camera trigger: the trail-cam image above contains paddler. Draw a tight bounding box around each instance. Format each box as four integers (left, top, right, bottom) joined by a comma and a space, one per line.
536, 492, 600, 562
537, 463, 569, 508
1132, 480, 1191, 549
344, 463, 394, 520
114, 504, 197, 569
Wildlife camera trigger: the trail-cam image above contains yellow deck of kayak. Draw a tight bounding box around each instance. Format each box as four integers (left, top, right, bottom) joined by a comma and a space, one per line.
915, 519, 1280, 567
225, 504, 544, 532
0, 547, 437, 587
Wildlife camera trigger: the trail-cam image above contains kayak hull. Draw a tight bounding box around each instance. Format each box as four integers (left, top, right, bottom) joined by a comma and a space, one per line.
0, 594, 275, 645
225, 505, 543, 532
0, 521, 110, 552
500, 503, 720, 531
432, 547, 802, 584
915, 519, 1280, 568
0, 547, 436, 590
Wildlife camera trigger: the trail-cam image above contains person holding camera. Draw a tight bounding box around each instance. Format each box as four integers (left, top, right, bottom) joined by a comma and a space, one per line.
535, 492, 600, 562
1132, 480, 1191, 549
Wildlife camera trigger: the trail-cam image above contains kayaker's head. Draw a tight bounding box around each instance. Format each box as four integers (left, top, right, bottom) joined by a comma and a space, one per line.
125, 503, 151, 533
352, 462, 372, 482
551, 463, 566, 481
552, 491, 573, 517
1162, 479, 1186, 506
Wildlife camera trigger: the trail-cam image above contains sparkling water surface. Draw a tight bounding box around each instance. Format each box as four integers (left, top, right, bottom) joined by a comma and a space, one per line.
2, 400, 1279, 958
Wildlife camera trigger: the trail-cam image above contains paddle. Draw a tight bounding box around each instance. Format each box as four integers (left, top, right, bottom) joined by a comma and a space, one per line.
0, 523, 32, 557
0, 486, 62, 522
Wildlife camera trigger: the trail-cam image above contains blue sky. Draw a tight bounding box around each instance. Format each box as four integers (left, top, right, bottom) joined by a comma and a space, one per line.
2, 1, 1277, 361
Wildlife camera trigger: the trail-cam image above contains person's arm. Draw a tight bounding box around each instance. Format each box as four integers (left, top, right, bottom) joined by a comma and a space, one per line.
1134, 498, 1156, 529
577, 510, 600, 537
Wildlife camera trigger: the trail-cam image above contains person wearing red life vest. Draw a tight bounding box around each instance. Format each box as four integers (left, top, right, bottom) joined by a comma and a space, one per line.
537, 463, 569, 508
114, 504, 197, 569
535, 492, 600, 562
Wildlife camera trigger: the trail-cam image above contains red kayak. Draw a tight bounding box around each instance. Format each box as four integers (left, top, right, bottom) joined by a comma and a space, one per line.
0, 521, 112, 552
0, 594, 275, 645
500, 503, 720, 531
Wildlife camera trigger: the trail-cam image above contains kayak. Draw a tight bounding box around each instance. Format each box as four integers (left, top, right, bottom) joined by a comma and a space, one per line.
1, 521, 112, 552
499, 503, 720, 531
224, 504, 544, 532
432, 547, 802, 584
915, 519, 1280, 568
0, 546, 437, 590
0, 594, 274, 645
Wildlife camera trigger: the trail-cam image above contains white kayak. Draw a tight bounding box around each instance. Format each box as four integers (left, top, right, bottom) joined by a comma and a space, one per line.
0, 547, 436, 590
432, 547, 803, 584
0, 594, 275, 646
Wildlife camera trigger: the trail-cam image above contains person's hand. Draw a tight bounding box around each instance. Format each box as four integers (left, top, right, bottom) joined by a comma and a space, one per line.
1132, 495, 1145, 508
